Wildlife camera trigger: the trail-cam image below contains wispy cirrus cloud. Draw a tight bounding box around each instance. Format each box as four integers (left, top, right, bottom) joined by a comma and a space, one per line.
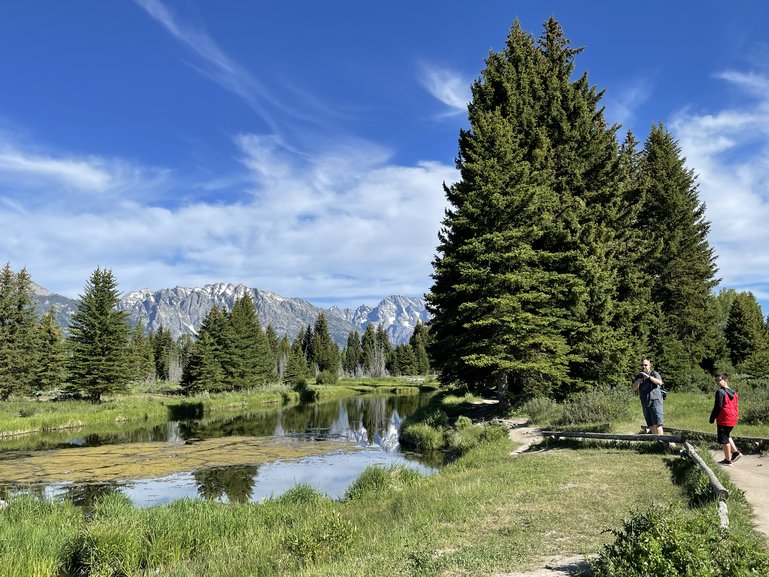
418, 63, 470, 117
0, 137, 170, 208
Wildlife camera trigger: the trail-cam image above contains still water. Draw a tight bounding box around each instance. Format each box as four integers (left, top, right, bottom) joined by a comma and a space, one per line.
0, 394, 438, 507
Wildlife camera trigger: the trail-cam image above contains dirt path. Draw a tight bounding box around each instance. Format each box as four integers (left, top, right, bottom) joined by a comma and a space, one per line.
709, 449, 769, 543
495, 419, 769, 575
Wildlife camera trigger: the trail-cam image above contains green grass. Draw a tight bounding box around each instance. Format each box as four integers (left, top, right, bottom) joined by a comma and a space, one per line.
1, 404, 767, 576
0, 435, 710, 577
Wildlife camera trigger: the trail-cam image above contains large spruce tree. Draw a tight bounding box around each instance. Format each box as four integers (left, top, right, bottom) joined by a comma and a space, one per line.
638, 124, 719, 386
725, 291, 769, 375
427, 18, 637, 400
66, 267, 131, 402
0, 265, 39, 398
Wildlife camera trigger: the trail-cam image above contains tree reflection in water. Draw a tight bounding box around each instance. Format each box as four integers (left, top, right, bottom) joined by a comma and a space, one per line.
193, 465, 259, 503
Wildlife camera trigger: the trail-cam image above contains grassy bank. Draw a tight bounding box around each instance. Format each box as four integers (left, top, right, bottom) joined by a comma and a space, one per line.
1, 429, 766, 576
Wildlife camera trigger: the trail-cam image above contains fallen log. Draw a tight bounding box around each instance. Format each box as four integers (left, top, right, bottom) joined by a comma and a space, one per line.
683, 441, 730, 501
541, 431, 683, 443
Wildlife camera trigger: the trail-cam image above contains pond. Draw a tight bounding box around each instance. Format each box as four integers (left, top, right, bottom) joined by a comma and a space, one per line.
0, 394, 438, 508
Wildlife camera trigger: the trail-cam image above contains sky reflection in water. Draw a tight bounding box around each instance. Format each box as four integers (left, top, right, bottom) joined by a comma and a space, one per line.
10, 395, 438, 507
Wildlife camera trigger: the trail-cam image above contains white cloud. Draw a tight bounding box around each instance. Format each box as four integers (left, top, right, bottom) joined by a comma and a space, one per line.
671, 69, 769, 306
1, 133, 454, 308
418, 63, 470, 116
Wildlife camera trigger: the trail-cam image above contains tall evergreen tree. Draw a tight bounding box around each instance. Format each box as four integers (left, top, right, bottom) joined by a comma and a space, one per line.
360, 323, 377, 375
342, 330, 362, 375
153, 325, 176, 381
311, 313, 339, 377
181, 306, 228, 393
725, 292, 769, 374
639, 124, 720, 385
409, 321, 431, 375
0, 265, 38, 398
283, 327, 310, 386
128, 319, 155, 382
227, 294, 274, 388
427, 18, 634, 401
66, 267, 131, 402
34, 307, 69, 393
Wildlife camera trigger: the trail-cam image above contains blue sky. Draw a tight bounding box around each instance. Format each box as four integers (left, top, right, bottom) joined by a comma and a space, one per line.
2, 1, 769, 311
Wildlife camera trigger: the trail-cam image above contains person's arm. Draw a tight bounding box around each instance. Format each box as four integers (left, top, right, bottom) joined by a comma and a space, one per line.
709, 389, 724, 423
632, 373, 644, 390
648, 371, 662, 386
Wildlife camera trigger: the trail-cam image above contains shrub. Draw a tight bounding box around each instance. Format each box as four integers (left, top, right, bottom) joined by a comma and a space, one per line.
742, 402, 769, 425
520, 396, 562, 425
399, 422, 444, 451
276, 483, 327, 506
282, 509, 357, 566
555, 386, 632, 426
454, 415, 473, 430
344, 465, 421, 501
315, 370, 338, 385
592, 505, 769, 577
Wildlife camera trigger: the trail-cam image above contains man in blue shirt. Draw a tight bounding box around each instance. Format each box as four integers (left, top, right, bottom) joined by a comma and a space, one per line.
632, 358, 664, 435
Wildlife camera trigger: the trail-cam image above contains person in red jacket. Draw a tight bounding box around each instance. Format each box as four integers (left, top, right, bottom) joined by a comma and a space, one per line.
709, 373, 742, 466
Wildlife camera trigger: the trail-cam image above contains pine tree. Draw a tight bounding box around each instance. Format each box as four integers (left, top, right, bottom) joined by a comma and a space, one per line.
342, 330, 362, 375
283, 328, 310, 386
34, 308, 69, 393
0, 265, 39, 398
311, 313, 339, 379
153, 325, 175, 381
181, 306, 229, 393
66, 267, 131, 402
227, 295, 274, 388
360, 323, 377, 375
725, 292, 769, 374
639, 124, 720, 386
409, 321, 431, 375
129, 319, 155, 382
427, 18, 633, 400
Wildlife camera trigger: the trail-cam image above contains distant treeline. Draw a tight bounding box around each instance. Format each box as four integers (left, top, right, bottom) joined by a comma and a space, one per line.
0, 264, 431, 402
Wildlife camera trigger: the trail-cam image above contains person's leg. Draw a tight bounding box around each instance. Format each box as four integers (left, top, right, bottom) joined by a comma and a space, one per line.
650, 401, 664, 435
717, 426, 734, 462
729, 438, 740, 459
641, 402, 652, 433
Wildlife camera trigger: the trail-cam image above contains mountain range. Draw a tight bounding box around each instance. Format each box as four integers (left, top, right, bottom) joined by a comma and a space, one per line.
30, 282, 431, 346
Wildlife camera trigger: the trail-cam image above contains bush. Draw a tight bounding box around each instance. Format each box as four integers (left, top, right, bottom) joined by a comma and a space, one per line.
555, 386, 632, 426
591, 505, 769, 577
282, 509, 357, 566
276, 483, 327, 506
399, 422, 444, 451
315, 370, 338, 385
520, 396, 562, 425
454, 415, 473, 430
344, 465, 421, 501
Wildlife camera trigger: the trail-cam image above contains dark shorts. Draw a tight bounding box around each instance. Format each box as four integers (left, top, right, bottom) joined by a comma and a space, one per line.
642, 399, 663, 427
717, 425, 734, 445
